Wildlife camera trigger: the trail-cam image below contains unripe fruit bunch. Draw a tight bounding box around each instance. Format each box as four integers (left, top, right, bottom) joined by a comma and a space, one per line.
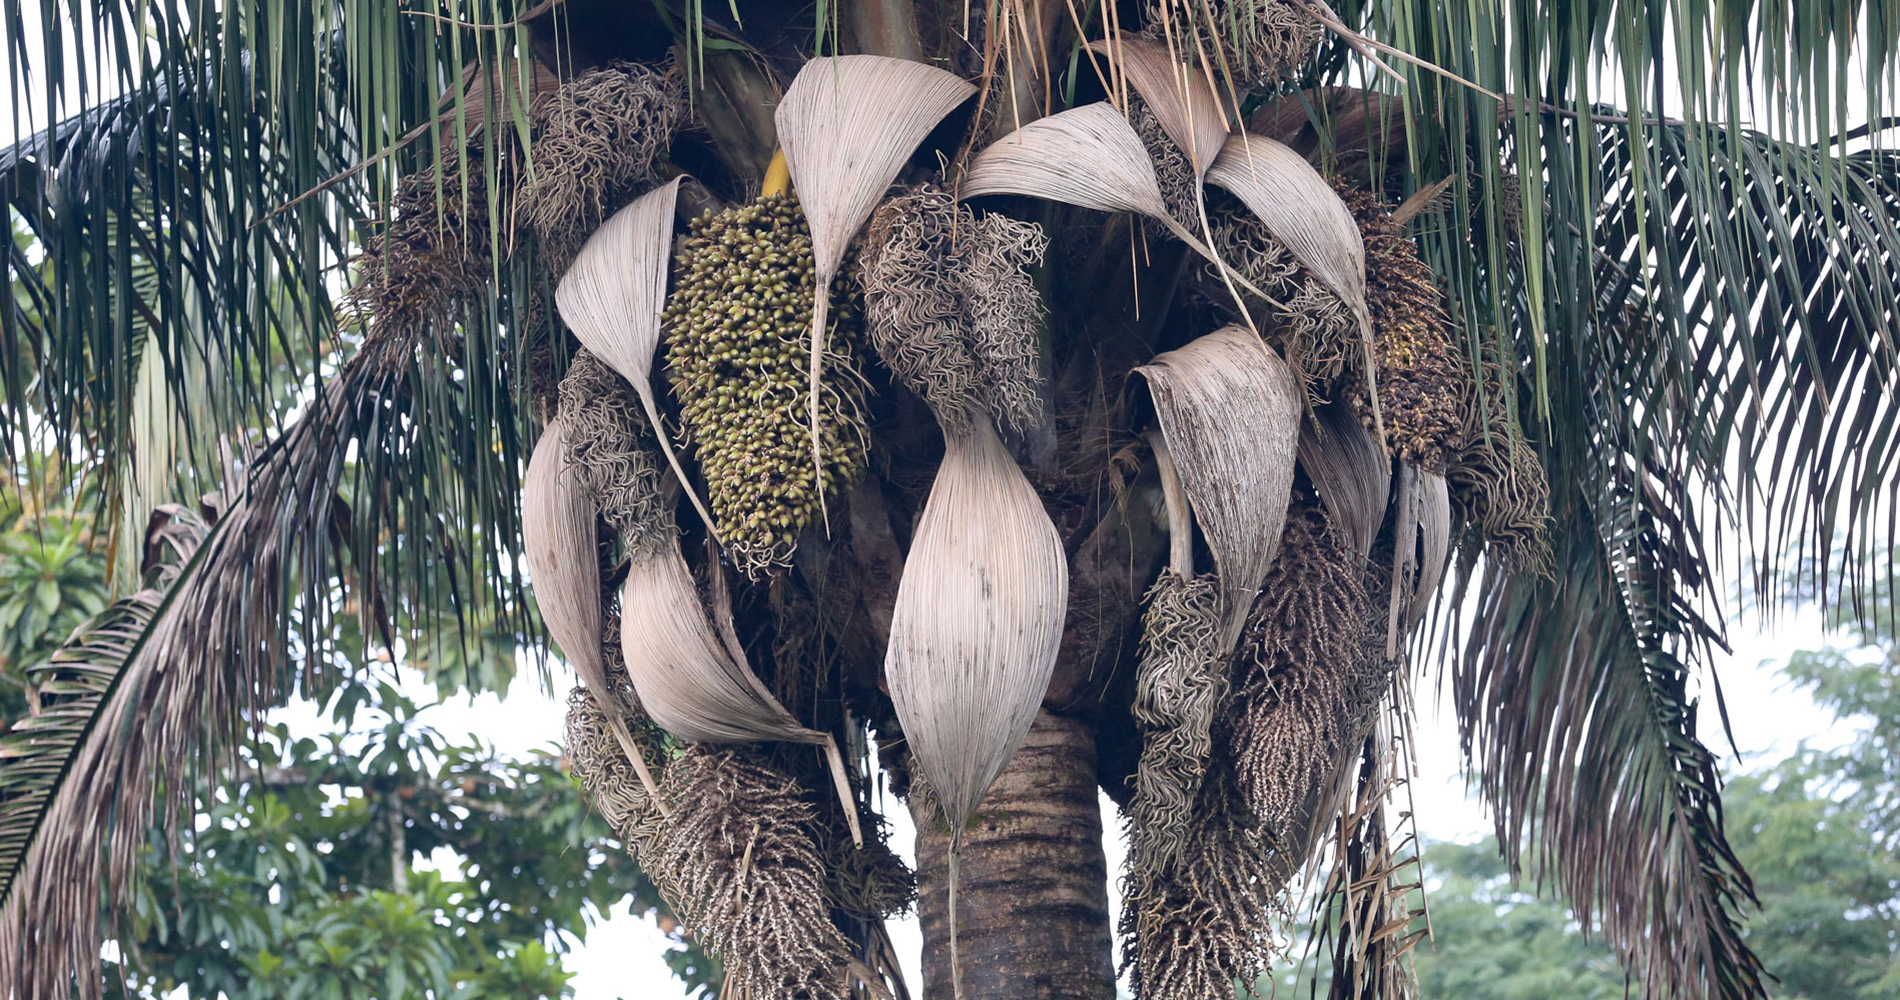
662, 193, 870, 577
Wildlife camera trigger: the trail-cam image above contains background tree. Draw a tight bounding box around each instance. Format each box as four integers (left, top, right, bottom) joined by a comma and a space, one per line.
0, 2, 1897, 1000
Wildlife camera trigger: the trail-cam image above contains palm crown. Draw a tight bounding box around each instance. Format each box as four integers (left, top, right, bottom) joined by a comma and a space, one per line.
0, 1, 1896, 998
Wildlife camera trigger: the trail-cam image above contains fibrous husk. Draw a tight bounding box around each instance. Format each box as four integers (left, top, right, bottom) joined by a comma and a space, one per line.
556, 350, 670, 550
1141, 0, 1323, 87
774, 55, 978, 489
1447, 356, 1552, 573
1135, 326, 1303, 653
859, 185, 1049, 435
1126, 569, 1224, 880
521, 60, 687, 268
521, 415, 665, 803
663, 193, 871, 577
884, 414, 1069, 830
1297, 398, 1390, 560
556, 177, 716, 534
1336, 182, 1467, 473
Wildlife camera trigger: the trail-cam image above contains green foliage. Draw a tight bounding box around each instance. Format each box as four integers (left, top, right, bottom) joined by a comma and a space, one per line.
111, 684, 653, 1000
1409, 840, 1629, 1000
0, 475, 701, 999
0, 478, 107, 719
1381, 638, 1900, 1000
1724, 756, 1900, 999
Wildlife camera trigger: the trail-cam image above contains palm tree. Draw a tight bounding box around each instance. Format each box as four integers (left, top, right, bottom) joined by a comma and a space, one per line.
1, 1, 1896, 998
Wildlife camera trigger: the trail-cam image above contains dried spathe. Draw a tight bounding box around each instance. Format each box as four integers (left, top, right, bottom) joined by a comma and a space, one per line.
556, 177, 715, 534
775, 55, 977, 492
1135, 326, 1303, 652
883, 414, 1069, 831
520, 415, 665, 803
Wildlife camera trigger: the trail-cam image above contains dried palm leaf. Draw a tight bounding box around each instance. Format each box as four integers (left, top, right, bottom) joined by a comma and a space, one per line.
1135, 325, 1302, 653
1297, 398, 1391, 559
0, 507, 202, 908
521, 415, 667, 807
884, 414, 1068, 831
774, 55, 977, 494
620, 538, 863, 846
1087, 36, 1231, 181
1206, 133, 1384, 443
556, 176, 715, 535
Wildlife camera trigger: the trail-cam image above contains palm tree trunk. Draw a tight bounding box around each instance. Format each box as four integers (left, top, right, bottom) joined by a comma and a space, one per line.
909, 708, 1116, 1000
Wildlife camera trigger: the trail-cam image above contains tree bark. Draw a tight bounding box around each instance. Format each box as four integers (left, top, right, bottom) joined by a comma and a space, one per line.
910, 709, 1116, 1000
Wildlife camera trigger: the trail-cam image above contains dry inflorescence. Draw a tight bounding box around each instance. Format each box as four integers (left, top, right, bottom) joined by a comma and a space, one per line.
1123, 760, 1289, 1000
1141, 0, 1323, 87
1227, 499, 1386, 850
566, 693, 865, 1000
1203, 193, 1359, 391
348, 158, 498, 337
1129, 96, 1199, 237
522, 61, 688, 270
859, 186, 1049, 435
1126, 570, 1224, 880
556, 350, 672, 551
662, 193, 871, 577
1448, 356, 1553, 573
646, 747, 855, 1000
1125, 500, 1392, 1000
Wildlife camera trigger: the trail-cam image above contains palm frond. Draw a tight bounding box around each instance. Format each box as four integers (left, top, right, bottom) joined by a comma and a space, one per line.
0, 506, 205, 906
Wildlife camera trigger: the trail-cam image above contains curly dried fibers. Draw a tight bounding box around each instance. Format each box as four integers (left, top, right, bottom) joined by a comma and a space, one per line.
1127, 570, 1225, 882
522, 61, 688, 267
556, 350, 672, 552
859, 186, 1049, 435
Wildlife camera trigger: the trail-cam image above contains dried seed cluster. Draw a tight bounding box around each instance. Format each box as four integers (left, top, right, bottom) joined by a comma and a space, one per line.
662, 193, 870, 577
1448, 357, 1553, 573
